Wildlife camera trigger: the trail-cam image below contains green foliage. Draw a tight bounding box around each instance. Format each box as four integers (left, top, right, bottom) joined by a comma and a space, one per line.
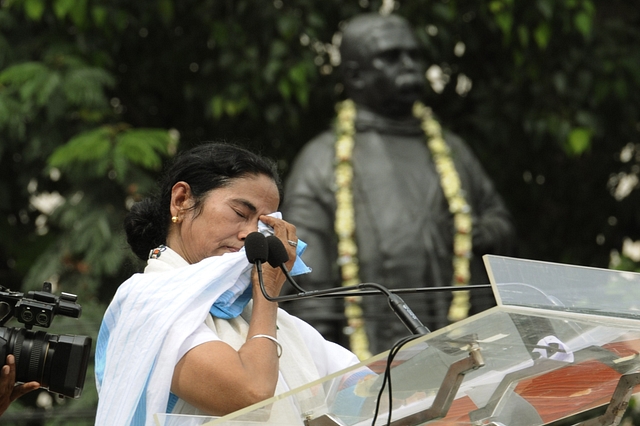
2, 0, 640, 423
48, 128, 112, 169
116, 129, 177, 169
566, 127, 592, 155
35, 122, 176, 301
402, 0, 640, 268
49, 126, 176, 180
24, 0, 45, 21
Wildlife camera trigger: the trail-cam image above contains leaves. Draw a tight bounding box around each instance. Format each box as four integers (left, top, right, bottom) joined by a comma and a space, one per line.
49, 125, 176, 180
2, 2, 640, 421
49, 127, 111, 168
0, 0, 635, 277
53, 0, 89, 27
62, 67, 115, 108
115, 128, 175, 170
566, 127, 592, 155
533, 22, 552, 49
0, 55, 114, 128
24, 0, 45, 21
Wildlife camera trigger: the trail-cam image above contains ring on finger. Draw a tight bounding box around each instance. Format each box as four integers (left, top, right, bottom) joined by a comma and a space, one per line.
287, 240, 298, 247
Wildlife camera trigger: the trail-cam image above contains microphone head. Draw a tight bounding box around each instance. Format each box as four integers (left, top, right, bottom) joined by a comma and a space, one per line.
266, 235, 289, 267
245, 232, 268, 264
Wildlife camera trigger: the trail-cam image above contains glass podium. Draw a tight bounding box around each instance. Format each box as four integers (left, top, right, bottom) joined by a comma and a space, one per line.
155, 255, 640, 426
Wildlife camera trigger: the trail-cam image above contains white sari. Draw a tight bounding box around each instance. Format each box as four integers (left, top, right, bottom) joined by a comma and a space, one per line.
95, 246, 358, 426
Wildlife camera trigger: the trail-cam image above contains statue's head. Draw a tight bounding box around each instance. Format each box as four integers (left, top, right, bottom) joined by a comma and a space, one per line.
340, 13, 426, 118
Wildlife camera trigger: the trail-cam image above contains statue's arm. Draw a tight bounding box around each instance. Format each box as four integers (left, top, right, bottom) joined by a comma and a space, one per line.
280, 136, 348, 344
447, 133, 517, 256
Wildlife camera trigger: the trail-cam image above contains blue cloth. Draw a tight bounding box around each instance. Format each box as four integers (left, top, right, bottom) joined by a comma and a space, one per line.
209, 284, 253, 319
291, 239, 312, 276
208, 239, 310, 319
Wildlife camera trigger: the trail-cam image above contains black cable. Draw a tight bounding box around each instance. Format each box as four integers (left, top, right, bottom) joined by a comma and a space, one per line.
371, 333, 422, 426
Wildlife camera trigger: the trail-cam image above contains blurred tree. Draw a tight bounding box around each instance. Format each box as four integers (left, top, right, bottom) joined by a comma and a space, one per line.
409, 0, 640, 268
1, 0, 640, 423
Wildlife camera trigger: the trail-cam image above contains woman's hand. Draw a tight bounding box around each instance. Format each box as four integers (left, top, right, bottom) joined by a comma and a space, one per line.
0, 355, 39, 417
253, 215, 298, 299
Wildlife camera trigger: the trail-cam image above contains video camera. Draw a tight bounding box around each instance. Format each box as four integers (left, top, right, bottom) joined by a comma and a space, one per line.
0, 282, 92, 399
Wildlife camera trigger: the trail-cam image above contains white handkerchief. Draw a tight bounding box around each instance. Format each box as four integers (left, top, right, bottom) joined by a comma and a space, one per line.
258, 212, 312, 275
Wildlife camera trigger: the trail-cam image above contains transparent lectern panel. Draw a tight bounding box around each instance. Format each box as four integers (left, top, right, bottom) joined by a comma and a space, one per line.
484, 255, 640, 319
156, 307, 640, 426
155, 257, 640, 426
154, 413, 218, 426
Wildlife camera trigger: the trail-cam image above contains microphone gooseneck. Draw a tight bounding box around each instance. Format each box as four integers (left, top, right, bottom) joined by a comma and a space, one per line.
265, 236, 306, 293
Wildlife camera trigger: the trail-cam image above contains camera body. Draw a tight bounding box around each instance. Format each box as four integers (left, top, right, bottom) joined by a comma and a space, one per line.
0, 282, 92, 399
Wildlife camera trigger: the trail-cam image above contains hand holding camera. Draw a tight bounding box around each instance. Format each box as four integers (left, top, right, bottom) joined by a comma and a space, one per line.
0, 282, 92, 401
0, 354, 39, 416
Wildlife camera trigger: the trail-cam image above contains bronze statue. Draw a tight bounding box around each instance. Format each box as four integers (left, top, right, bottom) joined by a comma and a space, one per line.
281, 13, 516, 358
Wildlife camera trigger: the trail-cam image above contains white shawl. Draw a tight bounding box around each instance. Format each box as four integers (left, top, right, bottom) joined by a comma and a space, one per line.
95, 250, 253, 426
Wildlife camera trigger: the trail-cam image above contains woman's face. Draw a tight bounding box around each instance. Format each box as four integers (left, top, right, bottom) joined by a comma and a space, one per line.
167, 174, 279, 264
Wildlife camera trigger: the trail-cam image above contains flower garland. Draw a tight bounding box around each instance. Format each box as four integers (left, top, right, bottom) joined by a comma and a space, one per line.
413, 102, 473, 323
334, 99, 372, 360
333, 100, 472, 360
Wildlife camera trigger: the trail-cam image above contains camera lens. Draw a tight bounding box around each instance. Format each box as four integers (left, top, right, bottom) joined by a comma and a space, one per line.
0, 327, 92, 398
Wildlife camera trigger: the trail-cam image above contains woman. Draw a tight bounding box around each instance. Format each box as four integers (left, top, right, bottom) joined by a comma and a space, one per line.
95, 143, 361, 425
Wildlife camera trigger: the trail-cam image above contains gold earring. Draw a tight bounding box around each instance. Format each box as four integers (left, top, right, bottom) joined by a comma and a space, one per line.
171, 216, 179, 223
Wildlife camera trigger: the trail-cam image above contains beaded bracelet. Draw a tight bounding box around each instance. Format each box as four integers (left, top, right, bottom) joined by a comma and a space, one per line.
249, 334, 283, 358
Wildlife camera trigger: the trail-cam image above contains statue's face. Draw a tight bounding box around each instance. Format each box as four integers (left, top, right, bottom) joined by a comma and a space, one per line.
355, 21, 425, 117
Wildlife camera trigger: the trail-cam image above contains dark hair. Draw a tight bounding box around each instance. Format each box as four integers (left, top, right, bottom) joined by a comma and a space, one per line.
124, 142, 282, 260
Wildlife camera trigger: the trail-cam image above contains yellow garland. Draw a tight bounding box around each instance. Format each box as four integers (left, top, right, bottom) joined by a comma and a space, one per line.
334, 99, 372, 360
413, 102, 473, 323
334, 100, 472, 360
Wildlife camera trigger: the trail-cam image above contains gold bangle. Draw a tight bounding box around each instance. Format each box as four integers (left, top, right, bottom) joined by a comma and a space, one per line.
249, 334, 282, 358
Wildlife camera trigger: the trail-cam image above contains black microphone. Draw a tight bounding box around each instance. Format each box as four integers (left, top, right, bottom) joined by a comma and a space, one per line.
245, 232, 269, 298
266, 235, 307, 293
245, 232, 268, 264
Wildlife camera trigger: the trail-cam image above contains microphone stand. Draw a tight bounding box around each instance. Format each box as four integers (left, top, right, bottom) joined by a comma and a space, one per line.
252, 233, 493, 337
258, 282, 492, 302
314, 284, 493, 297
258, 280, 431, 336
